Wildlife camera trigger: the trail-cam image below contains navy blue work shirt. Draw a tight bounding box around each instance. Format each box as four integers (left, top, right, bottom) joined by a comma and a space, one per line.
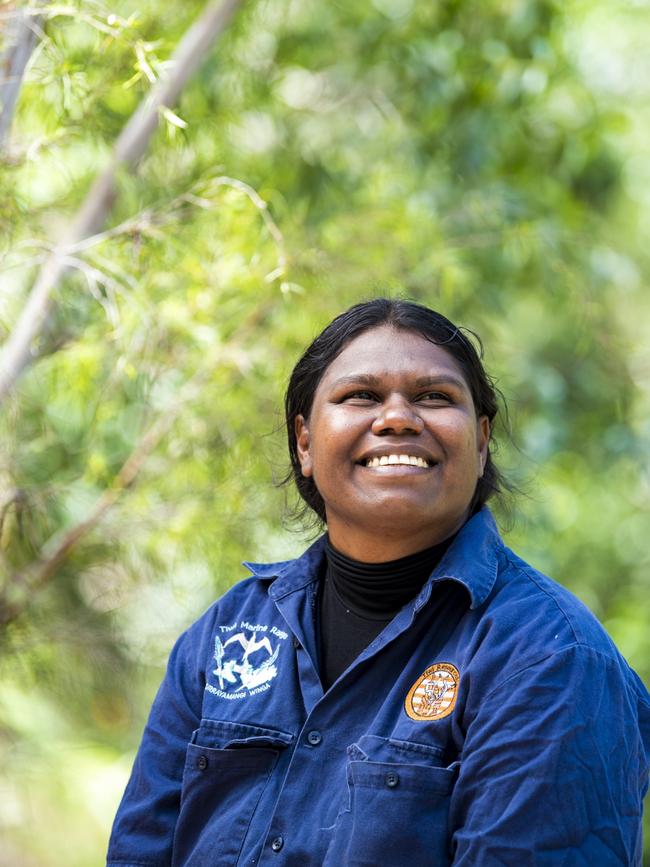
107, 508, 650, 866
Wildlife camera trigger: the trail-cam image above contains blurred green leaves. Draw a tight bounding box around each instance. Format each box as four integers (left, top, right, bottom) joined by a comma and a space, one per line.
1, 0, 649, 862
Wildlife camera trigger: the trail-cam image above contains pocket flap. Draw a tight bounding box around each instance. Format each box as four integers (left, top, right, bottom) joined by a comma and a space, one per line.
350, 759, 457, 796
353, 733, 446, 766
191, 718, 294, 750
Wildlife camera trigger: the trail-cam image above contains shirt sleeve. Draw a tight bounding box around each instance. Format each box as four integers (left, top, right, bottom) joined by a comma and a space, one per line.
450, 644, 650, 866
106, 625, 205, 867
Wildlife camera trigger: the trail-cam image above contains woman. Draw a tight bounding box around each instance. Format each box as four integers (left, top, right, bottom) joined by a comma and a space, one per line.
107, 299, 649, 866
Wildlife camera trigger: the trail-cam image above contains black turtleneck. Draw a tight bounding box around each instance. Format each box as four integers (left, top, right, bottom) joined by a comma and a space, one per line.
319, 536, 454, 691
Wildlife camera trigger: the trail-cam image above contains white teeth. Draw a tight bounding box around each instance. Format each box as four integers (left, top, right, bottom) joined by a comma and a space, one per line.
365, 454, 430, 468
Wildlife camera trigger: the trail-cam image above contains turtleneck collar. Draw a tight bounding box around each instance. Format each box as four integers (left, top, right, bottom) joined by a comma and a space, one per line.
324, 535, 456, 619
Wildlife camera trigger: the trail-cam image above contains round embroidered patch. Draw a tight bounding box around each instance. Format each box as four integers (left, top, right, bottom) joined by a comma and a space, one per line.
405, 662, 460, 721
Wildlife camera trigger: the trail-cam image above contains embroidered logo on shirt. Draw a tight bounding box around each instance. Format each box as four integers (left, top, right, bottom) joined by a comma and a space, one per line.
205, 621, 288, 700
405, 662, 460, 721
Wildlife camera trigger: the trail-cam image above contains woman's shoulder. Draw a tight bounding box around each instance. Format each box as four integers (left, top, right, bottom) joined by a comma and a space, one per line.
165, 569, 288, 664
192, 569, 285, 629
484, 543, 646, 693
495, 546, 611, 647
455, 544, 650, 745
450, 511, 624, 668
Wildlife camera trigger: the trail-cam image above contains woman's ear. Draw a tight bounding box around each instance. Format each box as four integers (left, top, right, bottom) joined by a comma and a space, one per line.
477, 416, 490, 478
294, 415, 313, 478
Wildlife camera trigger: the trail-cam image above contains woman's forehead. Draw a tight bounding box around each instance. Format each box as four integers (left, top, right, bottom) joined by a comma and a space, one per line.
319, 325, 469, 388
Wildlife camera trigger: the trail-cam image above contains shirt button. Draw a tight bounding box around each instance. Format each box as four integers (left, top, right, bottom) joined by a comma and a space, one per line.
307, 730, 322, 746
271, 836, 284, 852
292, 636, 301, 649
197, 755, 208, 771
385, 771, 399, 788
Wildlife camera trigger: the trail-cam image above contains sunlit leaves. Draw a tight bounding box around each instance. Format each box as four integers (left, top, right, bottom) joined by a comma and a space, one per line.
1, 0, 649, 862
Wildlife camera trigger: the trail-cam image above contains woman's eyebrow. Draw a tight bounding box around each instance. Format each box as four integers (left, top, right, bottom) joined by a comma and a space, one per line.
328, 373, 468, 390
414, 375, 467, 391
329, 374, 381, 388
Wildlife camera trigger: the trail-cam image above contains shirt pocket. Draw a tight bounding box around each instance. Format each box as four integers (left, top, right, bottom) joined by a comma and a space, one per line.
171, 718, 294, 867
325, 735, 457, 867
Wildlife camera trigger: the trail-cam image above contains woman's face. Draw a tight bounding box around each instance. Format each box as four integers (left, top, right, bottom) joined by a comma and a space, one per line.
295, 325, 490, 559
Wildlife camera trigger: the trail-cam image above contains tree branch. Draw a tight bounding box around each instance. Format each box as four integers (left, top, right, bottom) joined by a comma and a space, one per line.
0, 2, 43, 151
0, 0, 244, 404
0, 375, 199, 629
0, 294, 278, 629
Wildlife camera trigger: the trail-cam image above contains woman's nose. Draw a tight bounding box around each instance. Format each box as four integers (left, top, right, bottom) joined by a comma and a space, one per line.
371, 395, 424, 436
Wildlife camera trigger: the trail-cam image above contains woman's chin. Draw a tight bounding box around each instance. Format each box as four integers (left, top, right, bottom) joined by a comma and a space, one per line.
329, 498, 463, 542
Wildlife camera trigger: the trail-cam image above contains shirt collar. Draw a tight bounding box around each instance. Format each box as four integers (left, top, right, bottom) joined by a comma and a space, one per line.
414, 507, 501, 610
243, 507, 501, 610
243, 534, 328, 599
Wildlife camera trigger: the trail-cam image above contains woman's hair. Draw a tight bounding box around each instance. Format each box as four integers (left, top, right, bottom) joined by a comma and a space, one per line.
284, 298, 507, 525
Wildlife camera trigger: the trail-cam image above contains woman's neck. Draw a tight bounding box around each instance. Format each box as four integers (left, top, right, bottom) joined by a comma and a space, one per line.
325, 520, 463, 563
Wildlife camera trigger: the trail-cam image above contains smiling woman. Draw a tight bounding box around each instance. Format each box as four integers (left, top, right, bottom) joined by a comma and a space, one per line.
107, 299, 650, 867
292, 324, 490, 560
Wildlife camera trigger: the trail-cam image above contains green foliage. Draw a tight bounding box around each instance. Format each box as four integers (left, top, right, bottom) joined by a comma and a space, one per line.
1, 0, 649, 862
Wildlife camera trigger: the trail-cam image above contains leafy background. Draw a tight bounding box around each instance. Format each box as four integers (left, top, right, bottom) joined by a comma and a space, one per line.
1, 0, 649, 863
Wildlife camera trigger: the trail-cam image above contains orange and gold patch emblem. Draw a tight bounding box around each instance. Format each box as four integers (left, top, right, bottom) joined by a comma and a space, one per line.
405, 662, 460, 721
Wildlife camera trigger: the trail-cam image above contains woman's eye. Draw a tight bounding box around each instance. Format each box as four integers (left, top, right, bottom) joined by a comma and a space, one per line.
417, 392, 452, 403
343, 391, 377, 402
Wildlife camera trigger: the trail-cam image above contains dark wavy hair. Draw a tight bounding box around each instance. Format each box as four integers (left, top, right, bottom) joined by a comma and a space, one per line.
284, 298, 507, 525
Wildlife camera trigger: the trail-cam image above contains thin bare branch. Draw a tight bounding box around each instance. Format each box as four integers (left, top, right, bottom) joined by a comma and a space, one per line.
0, 174, 287, 323
0, 487, 26, 538
0, 0, 244, 404
0, 2, 44, 150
